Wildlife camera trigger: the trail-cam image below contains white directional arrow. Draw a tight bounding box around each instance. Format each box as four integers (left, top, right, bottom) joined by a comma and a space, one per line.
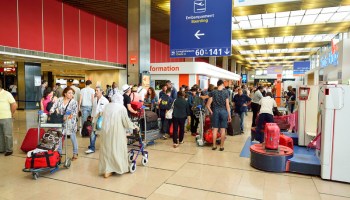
194, 30, 205, 39
224, 48, 230, 55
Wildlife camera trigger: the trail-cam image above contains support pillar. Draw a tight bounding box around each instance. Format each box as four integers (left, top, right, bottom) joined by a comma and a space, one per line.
231, 59, 237, 73
127, 0, 151, 85
209, 57, 216, 66
222, 57, 228, 70
185, 58, 195, 62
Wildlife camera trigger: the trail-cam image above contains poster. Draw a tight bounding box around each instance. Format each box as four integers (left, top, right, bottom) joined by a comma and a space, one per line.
34, 76, 41, 86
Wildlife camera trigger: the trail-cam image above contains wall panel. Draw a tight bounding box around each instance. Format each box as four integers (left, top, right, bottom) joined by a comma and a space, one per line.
19, 0, 42, 51
43, 0, 63, 54
107, 22, 117, 62
0, 0, 18, 47
80, 11, 94, 59
63, 4, 79, 57
95, 17, 107, 61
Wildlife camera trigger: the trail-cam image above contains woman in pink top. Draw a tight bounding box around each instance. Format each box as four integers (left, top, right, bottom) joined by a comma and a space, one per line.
41, 87, 55, 114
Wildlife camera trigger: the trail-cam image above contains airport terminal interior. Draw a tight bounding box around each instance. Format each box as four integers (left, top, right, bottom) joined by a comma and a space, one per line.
1, 0, 350, 200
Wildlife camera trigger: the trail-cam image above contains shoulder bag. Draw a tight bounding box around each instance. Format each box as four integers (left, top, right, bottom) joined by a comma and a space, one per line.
165, 99, 176, 119
47, 99, 71, 124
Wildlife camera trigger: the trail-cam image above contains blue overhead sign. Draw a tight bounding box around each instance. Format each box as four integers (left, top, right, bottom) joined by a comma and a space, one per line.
293, 61, 311, 75
170, 0, 232, 58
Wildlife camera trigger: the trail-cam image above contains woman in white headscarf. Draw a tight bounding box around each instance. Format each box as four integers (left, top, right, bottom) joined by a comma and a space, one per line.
99, 92, 138, 178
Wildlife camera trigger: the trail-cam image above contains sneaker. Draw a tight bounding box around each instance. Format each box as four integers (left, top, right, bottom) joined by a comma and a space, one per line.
179, 141, 184, 144
162, 135, 168, 139
85, 149, 95, 154
4, 152, 13, 156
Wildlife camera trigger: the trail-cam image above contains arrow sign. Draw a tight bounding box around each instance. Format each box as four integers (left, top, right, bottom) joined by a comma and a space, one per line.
194, 30, 205, 39
224, 48, 230, 55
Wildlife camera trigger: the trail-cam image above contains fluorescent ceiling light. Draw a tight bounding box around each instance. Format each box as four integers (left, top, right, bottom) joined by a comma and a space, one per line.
232, 6, 350, 30
232, 34, 335, 46
321, 7, 339, 13
238, 47, 319, 55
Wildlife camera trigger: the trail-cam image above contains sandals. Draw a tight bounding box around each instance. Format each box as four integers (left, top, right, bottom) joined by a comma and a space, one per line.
72, 154, 78, 161
212, 146, 217, 150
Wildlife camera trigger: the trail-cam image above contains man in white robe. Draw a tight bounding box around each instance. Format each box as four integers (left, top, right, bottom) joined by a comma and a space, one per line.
99, 92, 137, 178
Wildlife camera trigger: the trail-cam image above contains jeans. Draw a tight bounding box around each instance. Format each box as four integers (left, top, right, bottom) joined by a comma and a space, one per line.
239, 112, 245, 131
212, 109, 228, 128
190, 113, 199, 134
173, 117, 186, 144
0, 118, 13, 153
81, 106, 92, 124
58, 132, 78, 155
88, 131, 97, 151
160, 110, 171, 134
251, 102, 260, 127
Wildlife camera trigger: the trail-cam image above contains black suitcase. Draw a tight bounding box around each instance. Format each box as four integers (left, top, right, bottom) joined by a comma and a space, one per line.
140, 119, 159, 131
232, 113, 241, 135
227, 122, 234, 136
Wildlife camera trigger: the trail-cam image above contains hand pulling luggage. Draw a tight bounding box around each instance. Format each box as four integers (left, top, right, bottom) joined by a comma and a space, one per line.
279, 134, 293, 149
21, 128, 46, 152
25, 150, 60, 169
264, 123, 280, 150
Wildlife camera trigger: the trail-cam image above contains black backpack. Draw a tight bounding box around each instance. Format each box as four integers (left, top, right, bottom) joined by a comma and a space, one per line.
46, 101, 54, 112
81, 116, 92, 137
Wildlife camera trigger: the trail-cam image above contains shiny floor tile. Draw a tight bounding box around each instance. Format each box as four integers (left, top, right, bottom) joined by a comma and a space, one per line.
2, 110, 349, 200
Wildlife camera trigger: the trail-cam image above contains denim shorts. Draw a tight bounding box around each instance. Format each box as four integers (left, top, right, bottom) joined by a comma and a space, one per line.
211, 109, 228, 128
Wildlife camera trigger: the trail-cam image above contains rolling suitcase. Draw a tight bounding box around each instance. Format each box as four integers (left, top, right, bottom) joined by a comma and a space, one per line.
227, 122, 234, 136
264, 123, 280, 150
232, 113, 241, 135
21, 128, 46, 152
279, 134, 293, 149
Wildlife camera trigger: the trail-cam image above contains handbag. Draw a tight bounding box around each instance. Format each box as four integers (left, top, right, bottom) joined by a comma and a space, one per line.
47, 99, 71, 124
96, 116, 103, 130
165, 100, 176, 119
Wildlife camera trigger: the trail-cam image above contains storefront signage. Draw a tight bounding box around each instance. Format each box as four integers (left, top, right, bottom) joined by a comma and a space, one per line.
170, 0, 232, 58
234, 0, 300, 7
130, 55, 137, 64
293, 61, 311, 75
150, 66, 180, 72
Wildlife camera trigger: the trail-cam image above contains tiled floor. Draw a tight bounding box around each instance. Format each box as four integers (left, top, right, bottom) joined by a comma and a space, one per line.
1, 110, 350, 200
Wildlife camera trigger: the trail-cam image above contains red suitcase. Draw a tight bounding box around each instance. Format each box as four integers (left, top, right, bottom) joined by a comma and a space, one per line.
21, 128, 46, 152
25, 150, 60, 169
264, 123, 280, 150
204, 129, 221, 144
279, 134, 293, 149
204, 116, 211, 132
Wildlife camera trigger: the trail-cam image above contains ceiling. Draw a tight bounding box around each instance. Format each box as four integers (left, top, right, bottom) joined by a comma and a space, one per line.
61, 0, 350, 70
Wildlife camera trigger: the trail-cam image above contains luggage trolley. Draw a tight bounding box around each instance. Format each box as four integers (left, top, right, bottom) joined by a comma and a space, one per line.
195, 105, 206, 146
22, 111, 72, 180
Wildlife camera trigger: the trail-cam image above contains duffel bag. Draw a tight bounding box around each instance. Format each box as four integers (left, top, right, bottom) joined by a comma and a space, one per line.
25, 150, 60, 169
145, 111, 158, 122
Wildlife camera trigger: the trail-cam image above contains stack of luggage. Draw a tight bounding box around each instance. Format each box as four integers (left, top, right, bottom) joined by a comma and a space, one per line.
24, 130, 62, 169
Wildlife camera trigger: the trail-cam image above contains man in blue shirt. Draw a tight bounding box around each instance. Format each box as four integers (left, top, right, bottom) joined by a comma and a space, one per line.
233, 88, 251, 133
166, 80, 177, 100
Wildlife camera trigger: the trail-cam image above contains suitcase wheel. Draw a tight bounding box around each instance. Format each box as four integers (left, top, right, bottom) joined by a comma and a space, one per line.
32, 172, 39, 180
64, 158, 71, 169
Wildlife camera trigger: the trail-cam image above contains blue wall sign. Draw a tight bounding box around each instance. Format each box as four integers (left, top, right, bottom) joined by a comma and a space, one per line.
242, 74, 247, 83
320, 51, 339, 68
293, 61, 311, 75
170, 0, 232, 58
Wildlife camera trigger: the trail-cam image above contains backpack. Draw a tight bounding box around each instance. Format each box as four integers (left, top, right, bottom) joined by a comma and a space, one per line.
159, 96, 170, 110
46, 101, 54, 112
82, 116, 92, 137
191, 96, 203, 111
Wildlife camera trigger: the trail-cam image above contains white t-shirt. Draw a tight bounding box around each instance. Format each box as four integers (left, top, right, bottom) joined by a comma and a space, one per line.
259, 96, 277, 115
80, 87, 95, 107
137, 86, 147, 101
9, 85, 17, 93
